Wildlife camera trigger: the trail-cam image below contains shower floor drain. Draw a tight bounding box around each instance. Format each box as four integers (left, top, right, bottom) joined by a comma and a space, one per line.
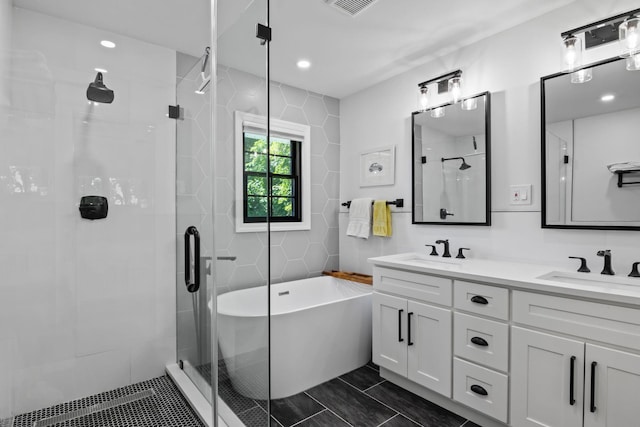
12, 375, 204, 427
32, 389, 155, 427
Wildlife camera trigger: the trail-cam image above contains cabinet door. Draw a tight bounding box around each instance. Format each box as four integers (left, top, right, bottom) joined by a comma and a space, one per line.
372, 292, 407, 376
584, 344, 640, 427
407, 300, 452, 397
511, 327, 584, 427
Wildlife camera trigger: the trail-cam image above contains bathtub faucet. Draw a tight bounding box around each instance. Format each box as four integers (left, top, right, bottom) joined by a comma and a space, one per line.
435, 239, 451, 258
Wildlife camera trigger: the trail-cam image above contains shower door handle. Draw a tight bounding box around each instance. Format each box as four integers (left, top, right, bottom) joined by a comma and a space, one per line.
184, 226, 200, 293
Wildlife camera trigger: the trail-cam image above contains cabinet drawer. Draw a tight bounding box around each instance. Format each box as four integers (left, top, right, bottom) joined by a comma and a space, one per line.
454, 281, 509, 320
513, 290, 640, 351
453, 358, 508, 423
454, 312, 508, 372
374, 267, 452, 306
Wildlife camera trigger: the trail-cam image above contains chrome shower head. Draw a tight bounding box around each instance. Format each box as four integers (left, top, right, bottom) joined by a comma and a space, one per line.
441, 156, 471, 170
86, 72, 114, 104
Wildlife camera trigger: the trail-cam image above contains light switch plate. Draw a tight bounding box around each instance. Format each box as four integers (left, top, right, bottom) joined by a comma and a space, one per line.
510, 184, 532, 205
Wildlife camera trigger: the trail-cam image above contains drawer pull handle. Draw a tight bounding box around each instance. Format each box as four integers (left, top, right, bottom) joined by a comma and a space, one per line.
471, 337, 489, 347
569, 356, 576, 406
470, 295, 488, 305
470, 385, 488, 396
590, 361, 597, 413
407, 312, 414, 346
398, 309, 404, 343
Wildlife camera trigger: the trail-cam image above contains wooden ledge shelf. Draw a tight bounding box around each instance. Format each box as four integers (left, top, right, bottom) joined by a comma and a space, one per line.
322, 270, 373, 285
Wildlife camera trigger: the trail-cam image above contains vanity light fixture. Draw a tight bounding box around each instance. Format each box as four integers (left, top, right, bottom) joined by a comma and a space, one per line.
562, 36, 582, 72
571, 68, 592, 83
561, 8, 640, 76
430, 106, 445, 118
619, 17, 640, 57
460, 97, 477, 111
417, 86, 429, 111
601, 94, 615, 102
448, 76, 462, 103
626, 54, 640, 70
417, 69, 463, 109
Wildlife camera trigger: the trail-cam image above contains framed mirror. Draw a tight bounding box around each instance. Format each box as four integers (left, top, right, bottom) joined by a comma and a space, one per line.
542, 57, 640, 230
412, 92, 491, 225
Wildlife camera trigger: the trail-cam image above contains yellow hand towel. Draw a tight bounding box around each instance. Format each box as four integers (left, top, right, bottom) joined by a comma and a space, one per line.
372, 200, 392, 237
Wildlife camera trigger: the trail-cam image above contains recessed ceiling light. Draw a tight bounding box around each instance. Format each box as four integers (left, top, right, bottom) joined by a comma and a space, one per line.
94, 67, 108, 73
601, 94, 615, 102
297, 59, 311, 69
100, 40, 116, 48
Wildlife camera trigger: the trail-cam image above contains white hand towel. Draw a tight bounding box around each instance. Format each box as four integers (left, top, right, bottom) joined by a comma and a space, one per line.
607, 161, 640, 173
346, 198, 373, 239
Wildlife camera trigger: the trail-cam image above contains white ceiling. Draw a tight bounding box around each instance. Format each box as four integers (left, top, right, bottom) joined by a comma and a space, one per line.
218, 0, 575, 98
12, 0, 211, 57
14, 0, 574, 98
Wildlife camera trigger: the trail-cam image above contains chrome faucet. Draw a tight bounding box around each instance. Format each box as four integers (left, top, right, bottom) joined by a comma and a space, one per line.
596, 250, 614, 275
435, 239, 451, 258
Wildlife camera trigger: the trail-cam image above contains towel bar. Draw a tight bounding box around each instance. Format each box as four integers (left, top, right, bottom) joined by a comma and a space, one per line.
341, 198, 404, 208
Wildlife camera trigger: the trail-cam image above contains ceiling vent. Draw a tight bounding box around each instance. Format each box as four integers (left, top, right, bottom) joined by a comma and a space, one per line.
325, 0, 379, 16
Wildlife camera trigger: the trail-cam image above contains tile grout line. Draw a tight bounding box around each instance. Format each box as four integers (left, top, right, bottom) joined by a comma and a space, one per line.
289, 409, 328, 427
362, 379, 387, 393
303, 392, 354, 427
337, 377, 425, 427
376, 413, 400, 427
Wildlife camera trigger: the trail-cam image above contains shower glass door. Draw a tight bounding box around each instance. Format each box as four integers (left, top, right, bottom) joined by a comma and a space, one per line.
176, 51, 214, 403
214, 0, 270, 424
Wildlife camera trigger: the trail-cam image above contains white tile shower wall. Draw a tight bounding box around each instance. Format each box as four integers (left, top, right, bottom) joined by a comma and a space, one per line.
214, 65, 340, 293
339, 0, 640, 275
0, 8, 176, 418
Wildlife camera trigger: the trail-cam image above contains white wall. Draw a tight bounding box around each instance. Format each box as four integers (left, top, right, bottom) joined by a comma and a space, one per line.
340, 0, 640, 276
0, 8, 176, 418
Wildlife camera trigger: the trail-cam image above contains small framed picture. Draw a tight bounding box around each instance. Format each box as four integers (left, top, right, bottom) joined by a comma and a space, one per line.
360, 145, 395, 187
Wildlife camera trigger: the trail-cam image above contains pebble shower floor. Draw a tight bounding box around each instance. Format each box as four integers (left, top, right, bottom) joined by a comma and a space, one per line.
3, 376, 205, 427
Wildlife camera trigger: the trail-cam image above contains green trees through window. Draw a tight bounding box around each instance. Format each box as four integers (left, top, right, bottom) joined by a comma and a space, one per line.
243, 133, 301, 222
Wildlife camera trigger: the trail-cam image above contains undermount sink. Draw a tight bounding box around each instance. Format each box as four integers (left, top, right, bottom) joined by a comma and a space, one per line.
385, 253, 462, 269
537, 271, 640, 290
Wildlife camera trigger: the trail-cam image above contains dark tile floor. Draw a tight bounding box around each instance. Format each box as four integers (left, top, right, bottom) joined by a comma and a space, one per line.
227, 361, 482, 427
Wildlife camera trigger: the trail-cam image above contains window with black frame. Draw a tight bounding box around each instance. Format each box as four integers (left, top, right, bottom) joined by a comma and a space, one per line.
243, 132, 301, 223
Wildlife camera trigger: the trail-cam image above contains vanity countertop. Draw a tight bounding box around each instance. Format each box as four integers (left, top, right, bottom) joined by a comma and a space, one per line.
368, 252, 640, 307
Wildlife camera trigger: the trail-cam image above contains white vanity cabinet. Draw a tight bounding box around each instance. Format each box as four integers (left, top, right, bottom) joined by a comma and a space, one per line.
369, 254, 640, 427
511, 291, 640, 427
372, 267, 452, 397
452, 281, 510, 423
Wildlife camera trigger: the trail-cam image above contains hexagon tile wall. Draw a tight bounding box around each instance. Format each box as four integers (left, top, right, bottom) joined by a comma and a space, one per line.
215, 65, 341, 293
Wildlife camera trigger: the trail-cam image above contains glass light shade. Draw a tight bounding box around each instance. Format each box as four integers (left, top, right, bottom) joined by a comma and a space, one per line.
562, 36, 582, 72
448, 77, 462, 103
460, 97, 477, 110
626, 54, 640, 70
619, 17, 640, 57
430, 106, 445, 118
571, 68, 592, 83
417, 86, 429, 110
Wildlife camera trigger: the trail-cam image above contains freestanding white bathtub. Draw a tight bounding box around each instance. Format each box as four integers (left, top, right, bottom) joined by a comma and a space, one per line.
217, 276, 372, 400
